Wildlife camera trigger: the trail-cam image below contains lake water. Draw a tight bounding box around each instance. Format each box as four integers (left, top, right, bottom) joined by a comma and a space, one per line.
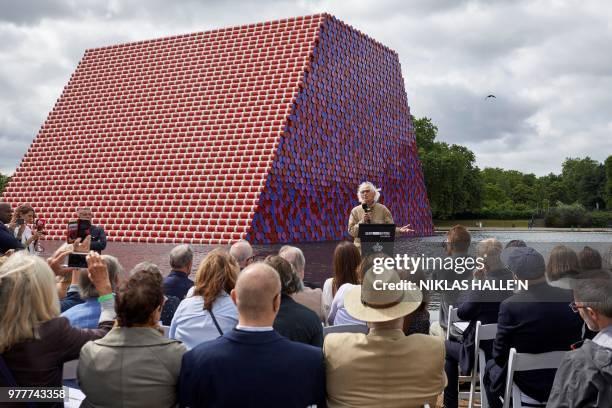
39, 230, 612, 287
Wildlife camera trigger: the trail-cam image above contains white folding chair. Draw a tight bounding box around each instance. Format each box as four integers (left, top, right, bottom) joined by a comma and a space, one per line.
446, 306, 472, 403
323, 324, 368, 337
501, 348, 567, 408
62, 359, 79, 380
161, 325, 171, 338
468, 322, 498, 408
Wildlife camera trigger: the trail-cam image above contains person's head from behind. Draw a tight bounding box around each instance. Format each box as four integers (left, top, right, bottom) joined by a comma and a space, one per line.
278, 245, 306, 281
446, 225, 471, 255
194, 249, 239, 310
264, 255, 301, 296
501, 246, 545, 282
79, 255, 122, 299
0, 252, 59, 352
572, 270, 612, 332
116, 270, 164, 327
332, 241, 361, 295
578, 246, 602, 271
130, 261, 162, 278
0, 202, 12, 224
230, 262, 281, 326
505, 240, 527, 249
15, 204, 35, 225
229, 239, 254, 269
476, 238, 503, 274
169, 244, 193, 274
546, 245, 580, 281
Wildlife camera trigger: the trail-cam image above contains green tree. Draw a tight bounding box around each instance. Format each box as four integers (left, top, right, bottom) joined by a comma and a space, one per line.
0, 173, 10, 195
561, 157, 605, 209
412, 116, 437, 152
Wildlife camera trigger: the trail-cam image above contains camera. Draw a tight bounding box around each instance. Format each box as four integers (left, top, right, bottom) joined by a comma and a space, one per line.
16, 218, 24, 226
67, 219, 91, 242
67, 253, 88, 269
35, 218, 47, 234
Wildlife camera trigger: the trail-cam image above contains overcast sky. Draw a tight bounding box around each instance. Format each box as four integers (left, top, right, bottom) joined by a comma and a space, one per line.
1, 0, 611, 176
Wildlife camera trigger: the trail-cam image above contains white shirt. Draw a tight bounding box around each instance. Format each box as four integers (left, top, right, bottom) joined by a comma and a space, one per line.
327, 283, 365, 326
14, 225, 34, 253
593, 325, 612, 349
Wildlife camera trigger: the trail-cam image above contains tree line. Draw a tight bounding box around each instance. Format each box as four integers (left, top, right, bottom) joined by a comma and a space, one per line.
413, 116, 612, 225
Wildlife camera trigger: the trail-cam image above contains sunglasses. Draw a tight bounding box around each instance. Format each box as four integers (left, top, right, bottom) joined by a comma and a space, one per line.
569, 301, 587, 313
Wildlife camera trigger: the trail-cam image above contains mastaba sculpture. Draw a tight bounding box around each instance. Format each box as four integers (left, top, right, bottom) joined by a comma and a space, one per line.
2, 14, 433, 244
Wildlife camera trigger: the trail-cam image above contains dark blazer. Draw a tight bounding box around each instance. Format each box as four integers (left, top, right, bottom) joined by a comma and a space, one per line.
179, 329, 326, 408
0, 222, 23, 254
163, 270, 194, 300
456, 267, 514, 374
89, 225, 106, 253
274, 294, 324, 347
0, 317, 112, 408
487, 282, 582, 402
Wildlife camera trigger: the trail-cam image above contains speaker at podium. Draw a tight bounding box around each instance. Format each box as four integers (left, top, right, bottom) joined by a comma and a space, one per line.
358, 223, 395, 258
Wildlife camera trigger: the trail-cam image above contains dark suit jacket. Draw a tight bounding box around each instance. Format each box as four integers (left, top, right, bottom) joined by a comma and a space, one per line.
179, 329, 326, 408
274, 294, 324, 347
488, 282, 582, 402
163, 270, 194, 300
0, 222, 23, 254
89, 225, 106, 253
455, 267, 514, 374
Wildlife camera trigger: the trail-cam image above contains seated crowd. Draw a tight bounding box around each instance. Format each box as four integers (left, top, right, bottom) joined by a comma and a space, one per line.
1, 204, 611, 407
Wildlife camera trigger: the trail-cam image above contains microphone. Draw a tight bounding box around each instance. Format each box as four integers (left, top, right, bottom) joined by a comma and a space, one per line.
362, 203, 370, 223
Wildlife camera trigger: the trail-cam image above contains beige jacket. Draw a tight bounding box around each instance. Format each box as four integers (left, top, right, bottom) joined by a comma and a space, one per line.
78, 327, 186, 408
348, 203, 395, 247
324, 329, 447, 408
293, 286, 325, 322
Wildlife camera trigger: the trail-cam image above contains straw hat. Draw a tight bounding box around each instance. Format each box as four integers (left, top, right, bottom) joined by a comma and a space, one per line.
345, 261, 422, 322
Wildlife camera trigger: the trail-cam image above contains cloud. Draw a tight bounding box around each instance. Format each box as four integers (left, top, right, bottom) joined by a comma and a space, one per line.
0, 0, 611, 176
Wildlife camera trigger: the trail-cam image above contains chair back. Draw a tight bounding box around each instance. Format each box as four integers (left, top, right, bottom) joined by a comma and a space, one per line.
446, 305, 460, 340
469, 322, 497, 408
502, 348, 567, 408
62, 359, 79, 380
323, 324, 368, 337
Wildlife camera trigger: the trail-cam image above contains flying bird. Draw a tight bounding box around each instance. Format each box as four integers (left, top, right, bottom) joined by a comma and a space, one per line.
485, 94, 496, 99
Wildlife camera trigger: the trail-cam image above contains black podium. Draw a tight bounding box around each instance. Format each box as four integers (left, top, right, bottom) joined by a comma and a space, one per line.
358, 223, 395, 258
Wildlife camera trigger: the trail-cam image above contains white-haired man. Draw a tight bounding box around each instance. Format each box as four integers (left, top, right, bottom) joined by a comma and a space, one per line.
279, 245, 325, 322
348, 181, 413, 247
229, 239, 255, 270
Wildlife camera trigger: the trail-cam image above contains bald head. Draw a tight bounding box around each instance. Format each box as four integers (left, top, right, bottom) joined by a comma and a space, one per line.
0, 202, 12, 224
229, 239, 254, 269
232, 262, 281, 325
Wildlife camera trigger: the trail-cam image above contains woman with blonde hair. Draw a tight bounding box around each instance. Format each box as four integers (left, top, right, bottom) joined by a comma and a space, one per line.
169, 249, 239, 349
0, 251, 114, 391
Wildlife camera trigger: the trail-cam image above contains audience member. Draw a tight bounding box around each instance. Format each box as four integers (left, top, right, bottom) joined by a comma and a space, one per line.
546, 245, 580, 288
324, 262, 445, 407
0, 202, 23, 254
483, 246, 583, 407
322, 241, 361, 320
505, 239, 527, 249
61, 255, 122, 328
578, 245, 603, 271
327, 253, 368, 326
76, 207, 107, 253
229, 239, 254, 269
170, 249, 238, 349
279, 245, 325, 321
436, 225, 474, 337
163, 244, 194, 299
46, 243, 85, 312
443, 238, 514, 408
131, 261, 180, 326
265, 255, 323, 347
0, 252, 114, 395
11, 204, 41, 253
78, 270, 186, 408
179, 262, 326, 408
547, 269, 612, 407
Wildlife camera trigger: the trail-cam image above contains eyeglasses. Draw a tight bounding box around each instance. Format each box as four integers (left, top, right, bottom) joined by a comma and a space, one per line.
569, 302, 586, 313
